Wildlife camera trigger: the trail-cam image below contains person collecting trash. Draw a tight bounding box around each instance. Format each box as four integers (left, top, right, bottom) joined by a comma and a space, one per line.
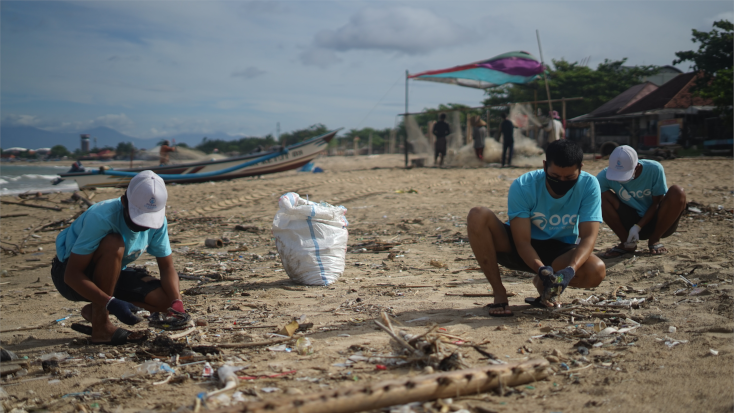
466, 140, 606, 316
597, 145, 686, 257
52, 170, 189, 345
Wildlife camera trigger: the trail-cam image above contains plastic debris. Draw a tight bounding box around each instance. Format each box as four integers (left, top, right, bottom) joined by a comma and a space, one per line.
261, 387, 280, 393
295, 337, 313, 355
709, 349, 719, 356
137, 360, 175, 375
668, 326, 677, 333
39, 352, 70, 362
202, 362, 214, 377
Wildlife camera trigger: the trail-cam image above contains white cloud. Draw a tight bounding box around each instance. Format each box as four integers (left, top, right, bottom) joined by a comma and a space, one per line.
298, 47, 342, 68
312, 7, 475, 55
232, 66, 266, 79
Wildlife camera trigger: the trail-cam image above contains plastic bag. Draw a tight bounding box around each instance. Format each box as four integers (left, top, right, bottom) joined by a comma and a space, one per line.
272, 192, 348, 286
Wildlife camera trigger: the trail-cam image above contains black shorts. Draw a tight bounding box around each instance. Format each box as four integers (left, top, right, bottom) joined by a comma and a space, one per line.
496, 224, 577, 273
616, 199, 680, 240
435, 140, 447, 157
51, 256, 162, 303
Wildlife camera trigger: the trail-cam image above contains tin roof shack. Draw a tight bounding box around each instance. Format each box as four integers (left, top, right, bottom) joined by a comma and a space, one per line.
568, 72, 717, 156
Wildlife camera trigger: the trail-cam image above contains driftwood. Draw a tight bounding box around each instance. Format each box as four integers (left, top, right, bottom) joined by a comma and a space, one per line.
0, 213, 30, 218
0, 200, 62, 211
205, 336, 296, 349
72, 191, 95, 208
214, 359, 549, 413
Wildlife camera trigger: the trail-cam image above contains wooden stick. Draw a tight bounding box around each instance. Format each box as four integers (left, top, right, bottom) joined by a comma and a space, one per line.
207, 336, 296, 349
214, 359, 549, 413
169, 326, 197, 339
0, 325, 46, 333
0, 200, 62, 211
445, 292, 517, 297
0, 213, 29, 218
72, 191, 95, 208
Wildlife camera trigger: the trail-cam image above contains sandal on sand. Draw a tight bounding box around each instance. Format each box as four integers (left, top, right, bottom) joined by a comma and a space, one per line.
648, 243, 668, 255
486, 303, 513, 317
71, 323, 147, 345
525, 297, 550, 308
602, 244, 635, 258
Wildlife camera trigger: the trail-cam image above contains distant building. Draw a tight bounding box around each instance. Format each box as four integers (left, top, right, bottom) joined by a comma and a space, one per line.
642, 65, 683, 86
81, 134, 90, 152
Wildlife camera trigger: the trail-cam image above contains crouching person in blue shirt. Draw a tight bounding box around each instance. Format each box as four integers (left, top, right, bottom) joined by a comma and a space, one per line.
597, 146, 686, 257
467, 140, 606, 316
52, 170, 187, 345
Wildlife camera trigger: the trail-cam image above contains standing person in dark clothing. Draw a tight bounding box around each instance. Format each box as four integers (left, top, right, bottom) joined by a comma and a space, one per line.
432, 113, 450, 167
500, 113, 515, 167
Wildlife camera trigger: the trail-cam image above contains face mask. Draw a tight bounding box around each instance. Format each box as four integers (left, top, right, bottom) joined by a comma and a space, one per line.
545, 169, 578, 196
122, 194, 149, 233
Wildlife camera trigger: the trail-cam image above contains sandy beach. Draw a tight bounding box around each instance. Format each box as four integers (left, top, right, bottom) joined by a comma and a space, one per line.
1, 155, 732, 412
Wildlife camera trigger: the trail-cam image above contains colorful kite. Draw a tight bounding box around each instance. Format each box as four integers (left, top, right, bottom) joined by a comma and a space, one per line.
408, 51, 545, 89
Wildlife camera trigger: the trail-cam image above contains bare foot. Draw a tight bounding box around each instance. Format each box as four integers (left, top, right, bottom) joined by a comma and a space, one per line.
90, 321, 120, 343
81, 304, 93, 323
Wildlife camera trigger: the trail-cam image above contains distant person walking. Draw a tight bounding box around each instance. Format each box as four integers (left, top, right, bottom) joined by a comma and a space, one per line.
432, 113, 450, 167
472, 116, 487, 161
159, 140, 176, 165
500, 113, 515, 167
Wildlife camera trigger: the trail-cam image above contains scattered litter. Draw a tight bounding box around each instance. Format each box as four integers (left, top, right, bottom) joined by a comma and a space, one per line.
709, 349, 719, 356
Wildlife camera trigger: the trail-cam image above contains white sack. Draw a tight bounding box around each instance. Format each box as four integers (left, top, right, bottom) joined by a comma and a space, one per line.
272, 192, 348, 286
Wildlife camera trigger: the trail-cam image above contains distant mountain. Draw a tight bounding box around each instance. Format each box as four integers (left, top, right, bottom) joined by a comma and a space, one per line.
0, 125, 244, 151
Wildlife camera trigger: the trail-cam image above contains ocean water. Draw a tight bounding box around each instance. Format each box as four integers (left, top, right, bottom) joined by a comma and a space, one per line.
0, 164, 79, 196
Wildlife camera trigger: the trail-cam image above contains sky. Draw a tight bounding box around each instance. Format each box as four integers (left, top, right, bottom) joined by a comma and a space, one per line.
1, 1, 732, 141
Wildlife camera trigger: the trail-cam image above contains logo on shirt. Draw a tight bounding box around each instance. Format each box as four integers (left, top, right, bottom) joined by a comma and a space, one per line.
531, 212, 577, 230
615, 160, 624, 170
618, 188, 651, 202
145, 197, 157, 210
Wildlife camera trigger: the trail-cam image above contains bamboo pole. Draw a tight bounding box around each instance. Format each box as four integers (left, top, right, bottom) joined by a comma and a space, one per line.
215, 359, 549, 413
536, 30, 554, 116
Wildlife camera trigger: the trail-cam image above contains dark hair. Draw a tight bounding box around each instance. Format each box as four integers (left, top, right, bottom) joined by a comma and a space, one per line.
163, 140, 170, 146
546, 140, 583, 168
500, 113, 507, 119
439, 113, 446, 120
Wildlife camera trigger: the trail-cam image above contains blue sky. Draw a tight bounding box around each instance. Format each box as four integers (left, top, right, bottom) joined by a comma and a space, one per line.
2, 1, 732, 141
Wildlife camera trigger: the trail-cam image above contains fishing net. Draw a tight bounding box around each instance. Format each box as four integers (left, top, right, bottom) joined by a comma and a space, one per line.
405, 115, 431, 155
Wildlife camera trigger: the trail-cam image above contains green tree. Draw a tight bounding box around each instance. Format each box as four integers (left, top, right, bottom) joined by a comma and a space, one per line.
483, 58, 658, 119
278, 124, 331, 145
673, 20, 733, 125
49, 144, 71, 158
116, 142, 135, 157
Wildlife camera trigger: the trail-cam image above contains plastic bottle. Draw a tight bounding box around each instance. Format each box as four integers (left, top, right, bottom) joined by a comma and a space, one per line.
136, 360, 174, 375
295, 337, 313, 355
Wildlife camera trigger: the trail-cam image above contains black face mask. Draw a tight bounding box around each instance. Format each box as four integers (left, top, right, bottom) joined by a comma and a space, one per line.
545, 169, 578, 196
121, 194, 150, 233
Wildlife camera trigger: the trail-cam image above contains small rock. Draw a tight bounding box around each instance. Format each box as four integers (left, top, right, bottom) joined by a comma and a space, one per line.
285, 388, 304, 395
546, 355, 560, 363
196, 319, 209, 327
495, 325, 508, 331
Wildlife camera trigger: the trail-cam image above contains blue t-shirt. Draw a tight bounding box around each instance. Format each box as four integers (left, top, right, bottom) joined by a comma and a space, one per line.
507, 169, 603, 244
596, 159, 668, 217
55, 198, 172, 268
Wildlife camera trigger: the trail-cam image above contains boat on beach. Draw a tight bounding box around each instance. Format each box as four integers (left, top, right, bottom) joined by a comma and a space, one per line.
55, 130, 337, 189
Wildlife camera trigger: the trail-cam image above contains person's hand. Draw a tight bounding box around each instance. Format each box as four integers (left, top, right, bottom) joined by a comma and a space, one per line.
554, 267, 575, 284
171, 299, 185, 313
626, 224, 641, 244
537, 265, 554, 278
106, 297, 143, 325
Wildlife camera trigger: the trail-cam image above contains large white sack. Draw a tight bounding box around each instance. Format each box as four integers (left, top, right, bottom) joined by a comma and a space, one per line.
272, 192, 348, 286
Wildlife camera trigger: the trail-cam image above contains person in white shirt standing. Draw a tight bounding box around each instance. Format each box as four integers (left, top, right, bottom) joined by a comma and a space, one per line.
544, 110, 565, 145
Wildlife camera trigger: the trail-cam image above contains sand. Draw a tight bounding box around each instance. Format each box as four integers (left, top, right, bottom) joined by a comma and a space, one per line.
1, 155, 733, 412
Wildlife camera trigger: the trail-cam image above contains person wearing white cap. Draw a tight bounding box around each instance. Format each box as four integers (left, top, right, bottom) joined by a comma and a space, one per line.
52, 170, 187, 345
596, 146, 686, 257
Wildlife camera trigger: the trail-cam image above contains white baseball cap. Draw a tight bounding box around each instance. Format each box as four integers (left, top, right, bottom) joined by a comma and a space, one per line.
606, 146, 638, 182
127, 170, 167, 229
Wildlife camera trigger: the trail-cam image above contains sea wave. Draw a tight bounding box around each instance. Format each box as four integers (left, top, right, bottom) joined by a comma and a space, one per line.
0, 174, 60, 181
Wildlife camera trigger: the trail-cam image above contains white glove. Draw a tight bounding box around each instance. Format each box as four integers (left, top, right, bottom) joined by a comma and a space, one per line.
626, 224, 641, 244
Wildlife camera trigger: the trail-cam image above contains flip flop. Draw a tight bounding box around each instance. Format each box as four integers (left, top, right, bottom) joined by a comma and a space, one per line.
71, 323, 147, 345
648, 243, 668, 255
71, 323, 93, 335
525, 297, 549, 309
91, 328, 147, 346
486, 302, 514, 317
602, 244, 634, 258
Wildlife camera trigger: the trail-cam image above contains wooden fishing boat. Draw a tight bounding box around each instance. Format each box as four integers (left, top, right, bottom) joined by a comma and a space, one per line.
55, 130, 336, 189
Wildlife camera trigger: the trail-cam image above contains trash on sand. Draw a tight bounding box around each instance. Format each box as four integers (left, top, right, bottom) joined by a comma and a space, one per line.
278, 320, 300, 337
267, 345, 292, 352
429, 260, 448, 269
202, 362, 214, 377
137, 360, 175, 375
577, 347, 589, 356
206, 365, 245, 398
261, 387, 280, 393
239, 370, 296, 381
295, 337, 313, 355
39, 352, 70, 362
709, 349, 719, 356
668, 326, 677, 333
272, 192, 348, 286
205, 238, 224, 248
